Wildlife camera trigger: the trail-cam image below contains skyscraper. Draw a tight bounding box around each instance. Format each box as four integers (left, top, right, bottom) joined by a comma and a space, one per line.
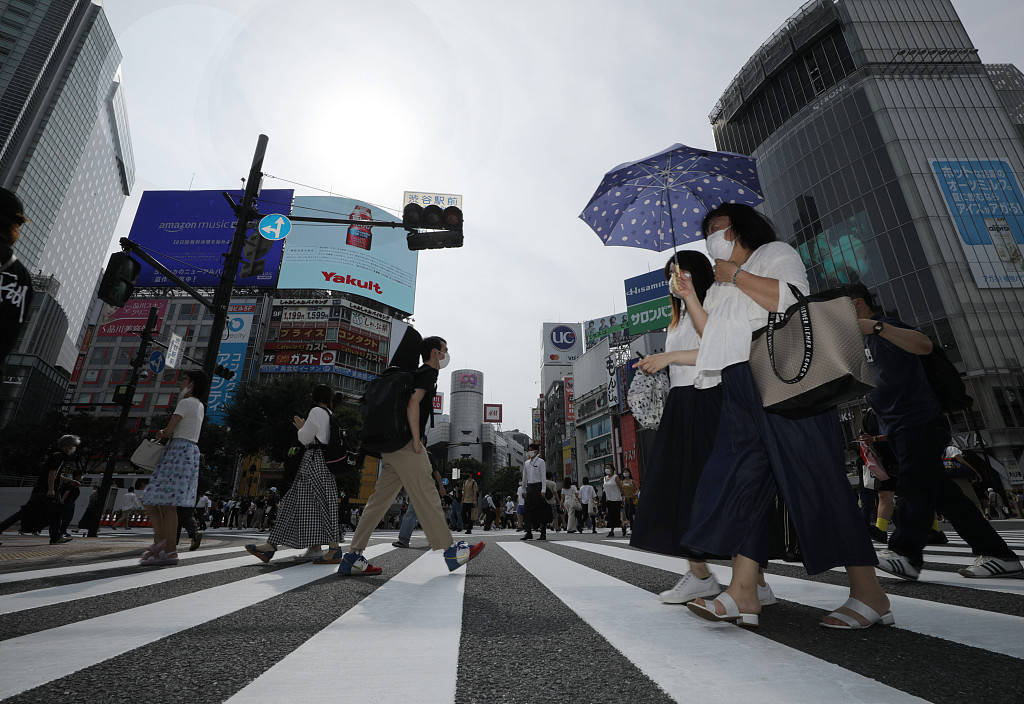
0, 0, 133, 370
709, 0, 1024, 482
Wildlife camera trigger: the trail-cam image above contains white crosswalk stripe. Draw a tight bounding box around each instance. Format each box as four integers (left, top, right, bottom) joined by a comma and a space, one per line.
0, 529, 1020, 703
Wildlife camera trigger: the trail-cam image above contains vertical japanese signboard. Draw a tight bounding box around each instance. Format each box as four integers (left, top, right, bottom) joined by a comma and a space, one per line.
207, 301, 256, 425
563, 376, 575, 424
932, 159, 1024, 288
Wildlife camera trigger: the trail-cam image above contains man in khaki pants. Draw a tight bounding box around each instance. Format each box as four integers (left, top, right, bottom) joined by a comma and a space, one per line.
340, 336, 484, 576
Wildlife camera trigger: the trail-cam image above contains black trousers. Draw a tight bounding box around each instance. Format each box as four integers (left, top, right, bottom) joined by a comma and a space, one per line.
462, 503, 475, 531
524, 483, 549, 535
483, 507, 496, 530
0, 495, 61, 542
175, 506, 198, 546
888, 415, 1015, 565
606, 500, 622, 529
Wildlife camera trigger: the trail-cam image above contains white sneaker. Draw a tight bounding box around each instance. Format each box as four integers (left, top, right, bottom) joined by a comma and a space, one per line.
876, 549, 921, 581
757, 582, 778, 606
658, 571, 722, 604
302, 547, 324, 560
958, 555, 1024, 578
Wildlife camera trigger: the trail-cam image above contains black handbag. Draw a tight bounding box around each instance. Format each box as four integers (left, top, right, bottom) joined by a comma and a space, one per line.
749, 285, 874, 418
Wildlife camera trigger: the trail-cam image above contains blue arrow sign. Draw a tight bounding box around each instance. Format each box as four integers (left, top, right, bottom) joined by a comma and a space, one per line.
148, 350, 166, 375
258, 213, 291, 241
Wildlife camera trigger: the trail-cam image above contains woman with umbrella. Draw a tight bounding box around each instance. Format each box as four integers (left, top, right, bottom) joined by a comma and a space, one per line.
678, 203, 889, 629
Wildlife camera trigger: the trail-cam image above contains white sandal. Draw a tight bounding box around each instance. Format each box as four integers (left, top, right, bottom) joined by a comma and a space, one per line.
820, 597, 894, 630
685, 592, 759, 628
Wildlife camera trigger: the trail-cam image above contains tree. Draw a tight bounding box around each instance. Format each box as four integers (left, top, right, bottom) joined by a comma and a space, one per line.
489, 465, 522, 503
225, 377, 316, 462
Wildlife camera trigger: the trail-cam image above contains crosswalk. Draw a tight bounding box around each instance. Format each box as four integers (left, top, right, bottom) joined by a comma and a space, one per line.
0, 528, 1021, 703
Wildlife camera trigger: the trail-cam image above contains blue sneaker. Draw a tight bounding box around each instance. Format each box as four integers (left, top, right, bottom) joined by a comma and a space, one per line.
443, 540, 484, 572
337, 551, 382, 576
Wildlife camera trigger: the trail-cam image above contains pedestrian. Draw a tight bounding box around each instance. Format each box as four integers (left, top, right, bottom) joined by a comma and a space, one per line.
339, 335, 483, 575
515, 484, 526, 530
58, 469, 84, 537
579, 480, 597, 534
629, 250, 742, 605
461, 474, 479, 535
111, 485, 143, 529
195, 492, 211, 530
0, 434, 79, 544
561, 477, 581, 533
520, 442, 550, 541
545, 472, 560, 532
450, 484, 464, 531
139, 369, 208, 566
848, 285, 1023, 580
620, 470, 637, 532
602, 464, 626, 538
859, 409, 901, 544
502, 496, 515, 529
175, 504, 202, 551
0, 188, 33, 375
482, 492, 498, 531
245, 384, 344, 564
393, 466, 448, 548
943, 445, 984, 511
987, 488, 1006, 521
681, 204, 889, 629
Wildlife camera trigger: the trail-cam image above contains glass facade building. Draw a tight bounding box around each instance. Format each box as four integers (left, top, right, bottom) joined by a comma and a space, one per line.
710, 0, 1024, 482
1, 0, 133, 371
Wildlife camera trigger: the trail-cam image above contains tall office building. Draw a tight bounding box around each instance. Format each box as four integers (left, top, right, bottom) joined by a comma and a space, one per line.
709, 0, 1024, 481
0, 0, 134, 370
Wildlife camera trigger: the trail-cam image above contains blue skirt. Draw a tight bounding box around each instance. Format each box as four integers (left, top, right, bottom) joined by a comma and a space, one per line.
629, 386, 724, 558
140, 438, 199, 507
681, 363, 877, 575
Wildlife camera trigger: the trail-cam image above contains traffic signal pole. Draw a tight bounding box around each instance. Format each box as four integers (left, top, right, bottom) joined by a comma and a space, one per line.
200, 134, 268, 403
83, 306, 158, 537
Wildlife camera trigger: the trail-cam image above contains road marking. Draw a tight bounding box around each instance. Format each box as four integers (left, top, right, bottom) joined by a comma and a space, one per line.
0, 544, 394, 700
227, 551, 465, 703
561, 541, 1024, 659
500, 542, 925, 703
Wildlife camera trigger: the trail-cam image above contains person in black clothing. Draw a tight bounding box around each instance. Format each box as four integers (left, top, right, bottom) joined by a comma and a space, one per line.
0, 435, 80, 543
58, 469, 85, 537
850, 286, 1022, 579
0, 188, 33, 375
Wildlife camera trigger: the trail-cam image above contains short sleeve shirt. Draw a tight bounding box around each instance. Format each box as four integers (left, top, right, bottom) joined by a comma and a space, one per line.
864, 316, 941, 436
413, 364, 438, 437
34, 452, 65, 493
173, 397, 205, 442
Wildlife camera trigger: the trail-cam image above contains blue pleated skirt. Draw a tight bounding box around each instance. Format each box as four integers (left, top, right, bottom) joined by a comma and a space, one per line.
629, 385, 724, 558
681, 363, 877, 575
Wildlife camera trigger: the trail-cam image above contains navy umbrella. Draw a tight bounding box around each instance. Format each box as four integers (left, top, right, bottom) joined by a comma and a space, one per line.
580, 143, 764, 251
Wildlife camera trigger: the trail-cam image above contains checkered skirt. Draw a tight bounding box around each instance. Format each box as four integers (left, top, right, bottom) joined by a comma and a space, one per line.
269, 447, 339, 548
140, 438, 199, 507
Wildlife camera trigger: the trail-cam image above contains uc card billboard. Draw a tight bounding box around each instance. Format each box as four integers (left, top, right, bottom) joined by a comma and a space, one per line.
127, 189, 293, 287
277, 196, 419, 314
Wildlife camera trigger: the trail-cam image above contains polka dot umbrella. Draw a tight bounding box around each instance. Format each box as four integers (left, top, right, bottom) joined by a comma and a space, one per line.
579, 143, 764, 251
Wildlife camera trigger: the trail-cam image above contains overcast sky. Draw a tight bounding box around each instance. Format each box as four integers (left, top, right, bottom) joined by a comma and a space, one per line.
102, 0, 1024, 433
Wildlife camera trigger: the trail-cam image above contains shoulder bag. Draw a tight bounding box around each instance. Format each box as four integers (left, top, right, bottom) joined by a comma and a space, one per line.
627, 366, 670, 430
749, 285, 875, 418
131, 439, 167, 471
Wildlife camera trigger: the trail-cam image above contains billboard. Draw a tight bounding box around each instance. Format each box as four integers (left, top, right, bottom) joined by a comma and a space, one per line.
277, 196, 419, 313
584, 313, 629, 349
932, 159, 1024, 288
127, 189, 293, 287
452, 370, 483, 392
564, 376, 575, 424
207, 301, 255, 425
484, 403, 503, 423
432, 393, 444, 413
624, 270, 672, 335
97, 299, 168, 337
542, 323, 583, 365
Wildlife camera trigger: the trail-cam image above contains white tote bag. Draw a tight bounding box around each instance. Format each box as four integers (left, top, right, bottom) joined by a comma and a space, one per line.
131, 439, 166, 471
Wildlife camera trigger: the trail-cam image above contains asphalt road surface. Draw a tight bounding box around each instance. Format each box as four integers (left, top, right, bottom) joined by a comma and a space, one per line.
0, 525, 1022, 703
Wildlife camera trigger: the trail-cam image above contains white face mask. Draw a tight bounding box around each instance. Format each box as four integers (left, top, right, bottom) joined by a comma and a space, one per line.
438, 353, 450, 369
706, 228, 735, 262
605, 469, 613, 476
528, 451, 537, 459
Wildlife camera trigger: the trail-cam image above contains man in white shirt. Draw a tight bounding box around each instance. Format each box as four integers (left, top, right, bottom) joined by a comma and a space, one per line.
520, 443, 549, 540
579, 481, 597, 534
515, 485, 526, 530
503, 497, 515, 529
112, 486, 143, 529
196, 492, 212, 530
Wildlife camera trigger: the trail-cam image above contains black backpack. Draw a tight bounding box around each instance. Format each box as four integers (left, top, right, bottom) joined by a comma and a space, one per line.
317, 410, 353, 474
358, 367, 416, 456
920, 343, 973, 413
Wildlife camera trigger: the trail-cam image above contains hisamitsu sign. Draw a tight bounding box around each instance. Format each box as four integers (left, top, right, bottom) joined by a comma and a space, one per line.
624, 270, 672, 335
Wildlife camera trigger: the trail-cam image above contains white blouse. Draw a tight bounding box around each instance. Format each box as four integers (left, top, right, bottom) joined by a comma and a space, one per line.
297, 406, 331, 447
694, 241, 809, 390
665, 314, 700, 389
172, 397, 204, 443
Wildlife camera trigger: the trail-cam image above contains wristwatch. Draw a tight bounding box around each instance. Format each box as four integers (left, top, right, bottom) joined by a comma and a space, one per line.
872, 321, 884, 335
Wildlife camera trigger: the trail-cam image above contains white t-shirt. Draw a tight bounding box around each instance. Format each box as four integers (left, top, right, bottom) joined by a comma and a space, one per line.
695, 241, 809, 390
505, 500, 515, 514
603, 474, 623, 502
579, 483, 597, 505
516, 485, 525, 507
173, 397, 204, 443
561, 485, 580, 506
298, 406, 331, 447
665, 315, 700, 388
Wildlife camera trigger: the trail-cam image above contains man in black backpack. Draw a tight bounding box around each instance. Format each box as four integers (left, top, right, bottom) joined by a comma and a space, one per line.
340, 336, 484, 576
850, 286, 1022, 579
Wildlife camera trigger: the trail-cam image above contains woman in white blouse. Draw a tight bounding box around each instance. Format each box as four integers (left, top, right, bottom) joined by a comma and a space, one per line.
678, 204, 889, 630
246, 384, 342, 564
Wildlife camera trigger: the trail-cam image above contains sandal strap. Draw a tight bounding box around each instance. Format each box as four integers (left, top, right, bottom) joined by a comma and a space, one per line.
840, 597, 881, 623
825, 610, 861, 628
714, 592, 740, 618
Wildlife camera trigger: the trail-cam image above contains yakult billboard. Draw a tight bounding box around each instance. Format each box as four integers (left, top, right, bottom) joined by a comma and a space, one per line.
541, 322, 583, 365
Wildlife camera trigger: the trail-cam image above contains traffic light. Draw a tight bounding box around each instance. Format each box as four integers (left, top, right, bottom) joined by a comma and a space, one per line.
403, 203, 463, 235
98, 252, 140, 307
407, 230, 464, 250
214, 364, 235, 380
239, 231, 272, 278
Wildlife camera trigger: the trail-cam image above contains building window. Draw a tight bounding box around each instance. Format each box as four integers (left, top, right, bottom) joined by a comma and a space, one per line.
155, 393, 174, 409
115, 347, 133, 365
83, 369, 102, 385
162, 370, 180, 386
89, 346, 112, 365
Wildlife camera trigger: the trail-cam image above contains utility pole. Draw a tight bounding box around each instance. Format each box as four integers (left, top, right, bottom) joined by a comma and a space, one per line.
200, 134, 268, 401
84, 306, 158, 537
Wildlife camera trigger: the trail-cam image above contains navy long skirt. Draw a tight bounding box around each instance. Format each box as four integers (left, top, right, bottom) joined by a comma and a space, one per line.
630, 386, 724, 558
681, 363, 877, 575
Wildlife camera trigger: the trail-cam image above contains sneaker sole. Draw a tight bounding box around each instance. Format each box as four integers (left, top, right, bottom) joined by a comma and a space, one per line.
659, 586, 721, 605
959, 568, 1024, 579
877, 565, 920, 581
338, 568, 382, 576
